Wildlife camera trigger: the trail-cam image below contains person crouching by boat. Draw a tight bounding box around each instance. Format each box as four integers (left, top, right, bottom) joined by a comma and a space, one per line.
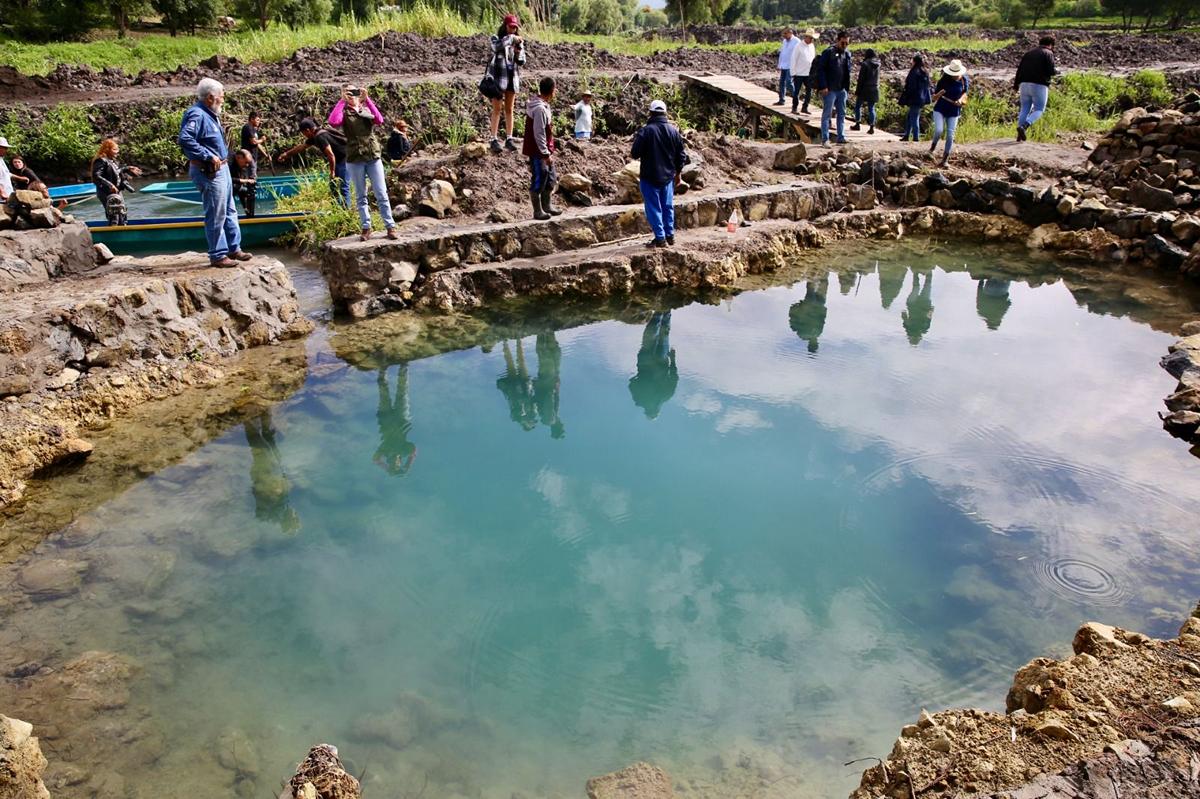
329, 84, 398, 241
524, 76, 560, 222
91, 138, 142, 226
277, 119, 350, 207
178, 78, 251, 267
386, 119, 412, 162
231, 149, 257, 218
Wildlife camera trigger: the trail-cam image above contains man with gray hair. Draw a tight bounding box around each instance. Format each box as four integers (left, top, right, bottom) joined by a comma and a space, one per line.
179, 77, 250, 267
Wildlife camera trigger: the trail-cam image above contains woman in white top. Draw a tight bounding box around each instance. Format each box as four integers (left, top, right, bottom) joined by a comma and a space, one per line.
790, 28, 819, 115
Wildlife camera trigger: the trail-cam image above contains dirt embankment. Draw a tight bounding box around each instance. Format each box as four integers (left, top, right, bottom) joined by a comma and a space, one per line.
3, 26, 1199, 106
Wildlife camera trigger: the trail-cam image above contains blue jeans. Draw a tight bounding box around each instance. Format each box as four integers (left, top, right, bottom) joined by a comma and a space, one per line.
330, 160, 349, 207
189, 163, 241, 262
530, 157, 557, 192
639, 179, 674, 241
347, 158, 396, 230
1018, 82, 1049, 129
931, 110, 959, 158
778, 69, 791, 102
820, 89, 847, 143
854, 99, 876, 126
903, 106, 922, 140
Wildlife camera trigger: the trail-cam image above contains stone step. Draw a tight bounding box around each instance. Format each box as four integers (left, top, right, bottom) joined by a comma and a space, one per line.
322, 182, 842, 317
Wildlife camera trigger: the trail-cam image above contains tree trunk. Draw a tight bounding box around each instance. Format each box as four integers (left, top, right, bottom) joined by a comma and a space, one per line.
115, 6, 128, 38
259, 0, 269, 30
678, 0, 686, 43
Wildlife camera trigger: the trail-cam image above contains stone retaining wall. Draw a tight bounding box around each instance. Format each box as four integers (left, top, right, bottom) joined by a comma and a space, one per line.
322, 182, 841, 317
1160, 323, 1200, 448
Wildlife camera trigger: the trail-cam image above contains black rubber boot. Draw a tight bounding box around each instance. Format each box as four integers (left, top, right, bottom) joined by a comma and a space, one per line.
531, 191, 550, 221
540, 186, 562, 216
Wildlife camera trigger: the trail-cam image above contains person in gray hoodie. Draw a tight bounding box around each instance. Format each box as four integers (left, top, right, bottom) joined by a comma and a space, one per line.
522, 76, 560, 221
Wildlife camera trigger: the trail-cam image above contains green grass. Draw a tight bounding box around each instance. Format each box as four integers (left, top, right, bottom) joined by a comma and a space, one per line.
276, 168, 383, 252
0, 2, 480, 75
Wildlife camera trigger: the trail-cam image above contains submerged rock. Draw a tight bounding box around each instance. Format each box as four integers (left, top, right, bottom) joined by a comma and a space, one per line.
18, 557, 89, 600
281, 744, 360, 799
586, 762, 674, 799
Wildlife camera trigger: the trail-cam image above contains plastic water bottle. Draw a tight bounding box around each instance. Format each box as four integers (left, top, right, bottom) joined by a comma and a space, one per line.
726, 206, 741, 233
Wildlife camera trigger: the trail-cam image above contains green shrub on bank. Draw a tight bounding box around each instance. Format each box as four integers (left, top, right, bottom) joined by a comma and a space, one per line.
276, 170, 381, 252
124, 106, 188, 171
0, 105, 95, 174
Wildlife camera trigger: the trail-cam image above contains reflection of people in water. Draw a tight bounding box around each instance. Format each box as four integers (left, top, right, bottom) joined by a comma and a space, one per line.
789, 275, 829, 354
976, 278, 1012, 331
243, 412, 301, 534
877, 261, 906, 310
374, 364, 418, 476
901, 268, 934, 345
533, 333, 566, 439
629, 311, 679, 419
497, 339, 539, 431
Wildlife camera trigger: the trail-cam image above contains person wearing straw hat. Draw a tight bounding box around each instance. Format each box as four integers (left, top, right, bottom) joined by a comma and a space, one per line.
790, 28, 819, 115
573, 90, 594, 140
929, 59, 969, 167
0, 137, 12, 202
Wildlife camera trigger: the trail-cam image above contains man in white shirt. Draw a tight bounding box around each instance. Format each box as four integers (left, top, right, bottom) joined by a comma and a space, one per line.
790, 28, 819, 115
775, 28, 798, 106
0, 137, 12, 202
573, 91, 594, 140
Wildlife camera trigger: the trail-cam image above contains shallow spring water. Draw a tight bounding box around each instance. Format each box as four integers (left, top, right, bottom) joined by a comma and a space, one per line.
2, 244, 1200, 798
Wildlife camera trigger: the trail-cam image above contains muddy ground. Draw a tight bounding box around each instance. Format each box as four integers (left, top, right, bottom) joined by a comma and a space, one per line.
2, 26, 1199, 105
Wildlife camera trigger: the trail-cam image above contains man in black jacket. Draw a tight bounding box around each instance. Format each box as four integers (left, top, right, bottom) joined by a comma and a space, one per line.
814, 30, 852, 146
631, 99, 686, 248
1014, 36, 1056, 141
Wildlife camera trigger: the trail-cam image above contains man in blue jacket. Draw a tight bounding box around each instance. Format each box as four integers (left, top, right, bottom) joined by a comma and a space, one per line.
814, 30, 852, 147
631, 99, 686, 249
179, 78, 249, 267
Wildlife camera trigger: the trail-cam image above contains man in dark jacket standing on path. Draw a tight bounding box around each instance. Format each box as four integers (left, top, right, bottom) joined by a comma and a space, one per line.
631, 99, 686, 249
1014, 35, 1056, 141
814, 30, 852, 147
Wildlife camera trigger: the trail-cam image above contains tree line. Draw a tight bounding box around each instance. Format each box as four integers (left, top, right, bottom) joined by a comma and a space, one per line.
0, 0, 1194, 43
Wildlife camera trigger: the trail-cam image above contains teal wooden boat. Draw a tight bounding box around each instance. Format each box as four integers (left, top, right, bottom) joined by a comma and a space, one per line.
48, 182, 96, 203
140, 173, 309, 204
86, 212, 306, 255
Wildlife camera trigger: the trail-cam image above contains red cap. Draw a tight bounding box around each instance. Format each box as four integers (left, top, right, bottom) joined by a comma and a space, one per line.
503, 13, 520, 28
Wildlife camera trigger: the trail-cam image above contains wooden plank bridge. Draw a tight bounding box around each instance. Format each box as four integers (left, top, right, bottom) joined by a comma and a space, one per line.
681, 73, 901, 145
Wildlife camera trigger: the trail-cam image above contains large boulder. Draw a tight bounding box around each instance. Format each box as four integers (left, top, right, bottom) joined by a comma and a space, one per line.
1128, 180, 1178, 212
773, 143, 807, 171
612, 161, 642, 204
0, 715, 50, 799
559, 173, 593, 194
417, 179, 456, 218
0, 222, 96, 285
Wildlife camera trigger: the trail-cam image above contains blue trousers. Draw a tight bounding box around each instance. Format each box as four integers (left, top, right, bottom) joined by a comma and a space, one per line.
330, 160, 349, 207
1018, 82, 1049, 129
854, 99, 876, 126
931, 110, 960, 158
902, 105, 922, 140
189, 163, 241, 262
820, 89, 847, 143
778, 69, 791, 102
347, 158, 396, 230
530, 157, 557, 192
639, 179, 674, 241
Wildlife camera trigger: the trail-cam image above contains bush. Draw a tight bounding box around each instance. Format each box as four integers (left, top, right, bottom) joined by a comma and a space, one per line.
634, 6, 668, 27
277, 0, 333, 27
561, 0, 590, 31
277, 169, 377, 252
1055, 0, 1100, 16
971, 9, 1003, 27
926, 0, 972, 21
585, 0, 624, 32
124, 106, 187, 171
1, 105, 96, 174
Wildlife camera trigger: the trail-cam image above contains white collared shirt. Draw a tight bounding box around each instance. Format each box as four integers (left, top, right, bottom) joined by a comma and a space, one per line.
790, 40, 816, 76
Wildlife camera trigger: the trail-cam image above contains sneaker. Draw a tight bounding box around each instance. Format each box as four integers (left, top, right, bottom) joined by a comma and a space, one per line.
228, 250, 253, 261
1016, 125, 1027, 142
821, 139, 831, 148
489, 138, 502, 154
772, 100, 785, 106
505, 137, 518, 151
665, 235, 675, 246
851, 123, 861, 131
645, 238, 666, 248
836, 138, 847, 145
